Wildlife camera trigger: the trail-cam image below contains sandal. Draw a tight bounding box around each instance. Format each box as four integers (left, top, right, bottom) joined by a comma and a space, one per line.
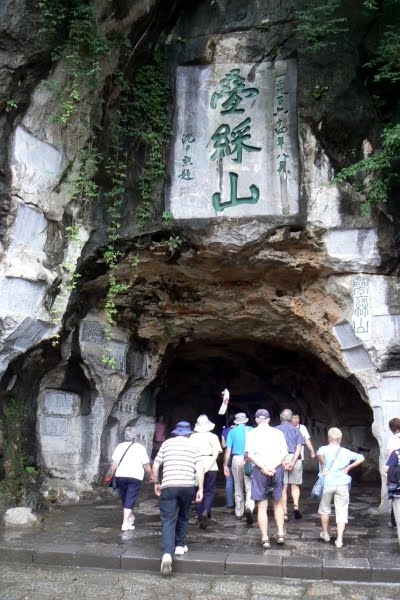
284, 513, 289, 521
261, 538, 271, 549
293, 505, 302, 520
276, 535, 285, 545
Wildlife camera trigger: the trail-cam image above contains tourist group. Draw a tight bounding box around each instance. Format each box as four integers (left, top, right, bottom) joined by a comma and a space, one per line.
104, 410, 400, 577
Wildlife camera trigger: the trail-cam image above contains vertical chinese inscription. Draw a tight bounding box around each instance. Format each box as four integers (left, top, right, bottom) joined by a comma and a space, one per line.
353, 276, 370, 336
178, 133, 196, 180
209, 68, 261, 212
274, 73, 289, 175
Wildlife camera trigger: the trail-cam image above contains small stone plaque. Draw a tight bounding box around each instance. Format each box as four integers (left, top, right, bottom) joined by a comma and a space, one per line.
43, 391, 76, 415
105, 341, 127, 372
42, 416, 68, 437
129, 351, 150, 378
80, 321, 106, 345
352, 275, 370, 339
0, 277, 46, 314
113, 395, 138, 417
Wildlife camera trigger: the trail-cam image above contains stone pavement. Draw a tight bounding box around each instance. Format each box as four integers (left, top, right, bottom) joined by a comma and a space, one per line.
1, 562, 400, 600
0, 480, 399, 584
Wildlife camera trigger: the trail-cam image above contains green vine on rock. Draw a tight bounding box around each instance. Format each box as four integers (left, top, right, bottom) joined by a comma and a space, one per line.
129, 50, 171, 228
50, 224, 82, 345
0, 394, 39, 502
41, 1, 111, 126
333, 124, 400, 214
101, 156, 130, 368
296, 0, 400, 212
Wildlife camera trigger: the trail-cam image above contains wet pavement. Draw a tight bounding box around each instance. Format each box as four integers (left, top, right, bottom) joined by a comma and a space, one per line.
0, 479, 399, 584
1, 562, 400, 600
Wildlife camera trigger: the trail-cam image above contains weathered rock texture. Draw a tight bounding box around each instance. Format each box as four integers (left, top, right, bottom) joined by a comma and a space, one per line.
0, 0, 399, 505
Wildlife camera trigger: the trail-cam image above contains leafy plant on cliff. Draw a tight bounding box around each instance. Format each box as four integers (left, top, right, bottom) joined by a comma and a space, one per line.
39, 4, 172, 354
101, 156, 130, 368
50, 224, 82, 345
128, 50, 171, 227
333, 124, 400, 213
296, 0, 348, 53
296, 0, 400, 212
0, 395, 39, 502
40, 1, 111, 125
99, 50, 173, 358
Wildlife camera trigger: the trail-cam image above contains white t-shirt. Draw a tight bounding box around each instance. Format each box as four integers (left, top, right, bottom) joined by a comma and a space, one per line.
245, 423, 288, 470
190, 431, 222, 471
296, 423, 311, 460
112, 442, 149, 480
386, 433, 400, 458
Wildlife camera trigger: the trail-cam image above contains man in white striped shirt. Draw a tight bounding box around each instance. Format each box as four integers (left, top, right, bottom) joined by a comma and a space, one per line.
153, 421, 204, 577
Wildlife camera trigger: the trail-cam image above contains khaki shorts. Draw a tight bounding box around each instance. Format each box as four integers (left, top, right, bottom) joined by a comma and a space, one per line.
318, 484, 349, 523
283, 455, 303, 485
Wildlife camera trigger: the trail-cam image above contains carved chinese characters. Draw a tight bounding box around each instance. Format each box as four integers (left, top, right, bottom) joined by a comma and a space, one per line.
168, 60, 299, 219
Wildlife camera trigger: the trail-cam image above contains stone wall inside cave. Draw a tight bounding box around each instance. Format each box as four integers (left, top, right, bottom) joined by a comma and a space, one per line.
0, 0, 399, 505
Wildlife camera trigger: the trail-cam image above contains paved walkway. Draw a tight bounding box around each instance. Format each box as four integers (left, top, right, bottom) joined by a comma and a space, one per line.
1, 562, 400, 599
0, 480, 399, 583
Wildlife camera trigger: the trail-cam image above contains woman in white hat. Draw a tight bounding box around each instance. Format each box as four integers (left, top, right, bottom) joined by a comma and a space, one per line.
191, 414, 222, 530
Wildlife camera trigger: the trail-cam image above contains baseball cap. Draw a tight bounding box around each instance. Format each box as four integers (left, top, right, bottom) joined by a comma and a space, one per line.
255, 409, 270, 420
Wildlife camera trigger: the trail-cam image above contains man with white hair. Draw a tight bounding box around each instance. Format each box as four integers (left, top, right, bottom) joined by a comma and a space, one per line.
246, 409, 288, 548
223, 412, 254, 523
276, 408, 303, 520
107, 426, 153, 532
291, 411, 316, 519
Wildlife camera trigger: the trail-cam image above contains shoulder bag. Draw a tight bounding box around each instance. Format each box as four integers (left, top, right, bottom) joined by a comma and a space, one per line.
388, 449, 400, 498
311, 447, 341, 499
104, 441, 134, 490
244, 427, 254, 477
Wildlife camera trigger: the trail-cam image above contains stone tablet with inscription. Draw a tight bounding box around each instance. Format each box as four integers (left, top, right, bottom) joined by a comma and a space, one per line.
168, 60, 299, 219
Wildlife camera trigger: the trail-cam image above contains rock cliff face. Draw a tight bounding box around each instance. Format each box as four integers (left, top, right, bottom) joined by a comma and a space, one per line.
0, 0, 398, 504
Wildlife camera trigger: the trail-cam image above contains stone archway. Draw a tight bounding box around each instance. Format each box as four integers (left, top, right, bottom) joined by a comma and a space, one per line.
153, 338, 380, 480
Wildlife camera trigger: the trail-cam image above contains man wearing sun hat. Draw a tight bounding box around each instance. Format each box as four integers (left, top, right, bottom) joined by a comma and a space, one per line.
191, 414, 223, 530
152, 421, 204, 577
223, 412, 254, 522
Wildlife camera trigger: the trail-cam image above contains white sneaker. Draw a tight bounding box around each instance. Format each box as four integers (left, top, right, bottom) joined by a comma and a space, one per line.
121, 523, 135, 532
128, 515, 135, 526
174, 545, 188, 555
161, 553, 172, 576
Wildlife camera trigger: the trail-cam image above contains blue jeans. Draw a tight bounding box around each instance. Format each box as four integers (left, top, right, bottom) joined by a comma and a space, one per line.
159, 486, 195, 556
196, 471, 217, 519
225, 472, 234, 508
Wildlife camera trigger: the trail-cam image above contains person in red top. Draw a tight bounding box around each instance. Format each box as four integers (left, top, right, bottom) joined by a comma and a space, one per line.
152, 415, 167, 460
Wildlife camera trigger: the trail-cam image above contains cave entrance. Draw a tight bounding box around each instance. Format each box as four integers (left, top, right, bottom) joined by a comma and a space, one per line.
154, 339, 379, 479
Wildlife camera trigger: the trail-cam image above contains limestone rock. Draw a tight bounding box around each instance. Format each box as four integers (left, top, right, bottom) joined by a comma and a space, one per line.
4, 507, 43, 528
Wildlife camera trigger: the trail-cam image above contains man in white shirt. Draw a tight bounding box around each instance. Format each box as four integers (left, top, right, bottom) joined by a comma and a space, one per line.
246, 409, 288, 549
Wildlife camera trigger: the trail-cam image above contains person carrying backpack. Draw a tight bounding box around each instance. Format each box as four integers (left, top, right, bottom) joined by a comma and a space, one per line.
386, 447, 400, 547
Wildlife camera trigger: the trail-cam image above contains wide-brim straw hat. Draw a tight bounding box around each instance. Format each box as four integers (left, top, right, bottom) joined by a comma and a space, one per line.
194, 414, 215, 432
234, 412, 249, 424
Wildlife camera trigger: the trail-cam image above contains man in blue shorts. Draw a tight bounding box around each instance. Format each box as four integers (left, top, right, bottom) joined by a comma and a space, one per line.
246, 409, 288, 548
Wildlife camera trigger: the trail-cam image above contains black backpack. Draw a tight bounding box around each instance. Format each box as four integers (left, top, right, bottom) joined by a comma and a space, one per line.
387, 450, 400, 498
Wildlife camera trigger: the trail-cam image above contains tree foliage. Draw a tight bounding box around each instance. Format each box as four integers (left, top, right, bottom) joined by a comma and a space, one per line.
296, 0, 400, 212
